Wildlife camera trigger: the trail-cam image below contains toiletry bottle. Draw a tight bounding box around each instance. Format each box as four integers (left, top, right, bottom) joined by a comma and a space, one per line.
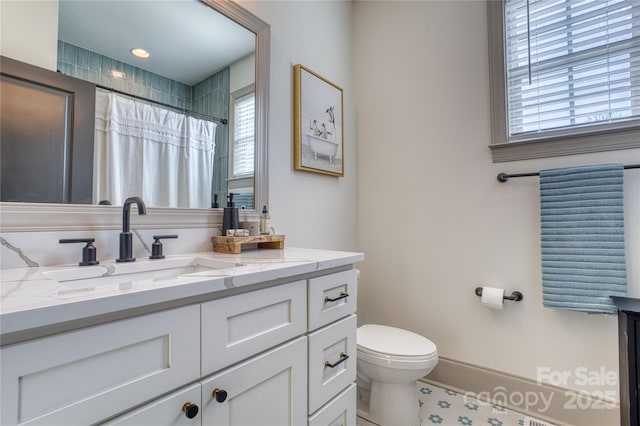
222, 193, 240, 236
260, 205, 271, 235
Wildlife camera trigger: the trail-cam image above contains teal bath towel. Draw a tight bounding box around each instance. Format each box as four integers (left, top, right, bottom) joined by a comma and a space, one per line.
540, 163, 627, 314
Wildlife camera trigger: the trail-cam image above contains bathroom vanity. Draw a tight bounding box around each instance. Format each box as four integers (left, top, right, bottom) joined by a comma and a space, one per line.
0, 247, 362, 425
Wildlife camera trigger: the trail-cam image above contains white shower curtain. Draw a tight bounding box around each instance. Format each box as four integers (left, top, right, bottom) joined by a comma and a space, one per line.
93, 89, 217, 208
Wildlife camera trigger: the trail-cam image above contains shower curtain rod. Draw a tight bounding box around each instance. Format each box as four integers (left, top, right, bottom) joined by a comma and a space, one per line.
96, 84, 228, 125
497, 164, 640, 182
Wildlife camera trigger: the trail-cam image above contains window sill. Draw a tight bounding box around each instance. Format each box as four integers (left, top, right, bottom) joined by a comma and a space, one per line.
490, 127, 640, 163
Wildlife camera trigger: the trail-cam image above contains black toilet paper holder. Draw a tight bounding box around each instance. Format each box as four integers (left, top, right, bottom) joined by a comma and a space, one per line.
475, 287, 523, 302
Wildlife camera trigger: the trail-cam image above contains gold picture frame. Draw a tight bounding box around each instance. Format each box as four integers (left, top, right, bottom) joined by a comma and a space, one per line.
293, 64, 344, 177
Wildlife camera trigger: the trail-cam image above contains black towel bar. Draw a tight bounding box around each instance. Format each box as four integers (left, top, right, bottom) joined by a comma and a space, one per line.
497, 164, 640, 183
475, 287, 523, 302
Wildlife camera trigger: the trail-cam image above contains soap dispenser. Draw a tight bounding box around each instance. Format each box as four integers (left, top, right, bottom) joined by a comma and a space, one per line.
222, 193, 239, 236
260, 205, 271, 235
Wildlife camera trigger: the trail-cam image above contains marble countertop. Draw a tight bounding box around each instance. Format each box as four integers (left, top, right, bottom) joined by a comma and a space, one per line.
1, 247, 363, 341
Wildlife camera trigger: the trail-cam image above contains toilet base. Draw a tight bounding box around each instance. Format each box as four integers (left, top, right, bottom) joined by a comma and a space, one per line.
356, 380, 421, 426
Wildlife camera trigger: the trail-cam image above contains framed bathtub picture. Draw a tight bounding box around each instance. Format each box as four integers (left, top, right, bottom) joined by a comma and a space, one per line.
294, 64, 344, 177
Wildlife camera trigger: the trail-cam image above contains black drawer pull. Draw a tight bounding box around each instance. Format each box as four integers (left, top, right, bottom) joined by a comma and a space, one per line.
324, 292, 348, 303
324, 352, 349, 368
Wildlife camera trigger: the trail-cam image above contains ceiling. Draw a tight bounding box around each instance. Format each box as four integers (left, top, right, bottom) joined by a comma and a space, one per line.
58, 0, 256, 85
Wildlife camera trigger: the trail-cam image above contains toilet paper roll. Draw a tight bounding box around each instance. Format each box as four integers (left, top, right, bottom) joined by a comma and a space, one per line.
481, 287, 505, 310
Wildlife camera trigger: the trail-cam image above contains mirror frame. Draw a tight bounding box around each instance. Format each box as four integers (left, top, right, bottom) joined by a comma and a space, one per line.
0, 0, 270, 232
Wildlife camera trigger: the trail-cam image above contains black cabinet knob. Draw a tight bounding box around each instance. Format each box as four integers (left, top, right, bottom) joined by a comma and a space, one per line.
212, 388, 228, 403
182, 402, 199, 419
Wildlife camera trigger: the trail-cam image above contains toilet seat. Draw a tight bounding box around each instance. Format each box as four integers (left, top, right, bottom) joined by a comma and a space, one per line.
357, 324, 438, 369
357, 324, 437, 356
357, 345, 438, 362
358, 346, 438, 370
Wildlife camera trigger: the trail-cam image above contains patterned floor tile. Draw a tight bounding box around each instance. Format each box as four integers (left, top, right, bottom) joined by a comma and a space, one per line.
418, 382, 524, 425
356, 381, 527, 426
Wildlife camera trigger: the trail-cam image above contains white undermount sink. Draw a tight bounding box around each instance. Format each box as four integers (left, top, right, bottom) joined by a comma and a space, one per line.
43, 256, 238, 289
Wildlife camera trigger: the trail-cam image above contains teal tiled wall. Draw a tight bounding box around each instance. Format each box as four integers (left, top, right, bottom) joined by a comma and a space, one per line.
193, 69, 230, 207
57, 41, 193, 110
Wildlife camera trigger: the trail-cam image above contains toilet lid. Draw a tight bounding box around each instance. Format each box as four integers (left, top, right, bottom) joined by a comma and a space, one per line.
357, 324, 436, 357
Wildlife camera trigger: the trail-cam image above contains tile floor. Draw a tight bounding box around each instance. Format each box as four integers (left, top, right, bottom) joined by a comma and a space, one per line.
356, 381, 528, 426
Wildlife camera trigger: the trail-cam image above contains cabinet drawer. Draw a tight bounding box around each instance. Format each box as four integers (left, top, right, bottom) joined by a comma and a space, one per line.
201, 336, 307, 426
308, 383, 356, 426
308, 270, 357, 330
101, 383, 201, 426
308, 315, 357, 414
201, 280, 306, 375
1, 305, 200, 426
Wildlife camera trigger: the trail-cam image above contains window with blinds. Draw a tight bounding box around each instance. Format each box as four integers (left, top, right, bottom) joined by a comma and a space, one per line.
488, 0, 640, 161
231, 91, 255, 177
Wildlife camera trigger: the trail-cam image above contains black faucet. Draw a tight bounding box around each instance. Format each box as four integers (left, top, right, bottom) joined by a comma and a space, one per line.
116, 196, 147, 262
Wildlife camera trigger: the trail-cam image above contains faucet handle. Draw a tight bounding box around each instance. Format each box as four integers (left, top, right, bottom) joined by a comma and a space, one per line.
59, 238, 99, 266
150, 235, 178, 260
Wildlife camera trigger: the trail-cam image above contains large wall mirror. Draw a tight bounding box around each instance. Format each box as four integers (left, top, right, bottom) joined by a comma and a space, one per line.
0, 0, 269, 231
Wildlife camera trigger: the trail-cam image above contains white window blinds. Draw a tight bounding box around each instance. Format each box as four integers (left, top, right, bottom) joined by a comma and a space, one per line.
504, 0, 640, 141
232, 91, 255, 177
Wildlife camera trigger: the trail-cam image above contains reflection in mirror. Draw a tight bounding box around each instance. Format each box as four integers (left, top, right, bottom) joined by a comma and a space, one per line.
1, 0, 269, 232
1, 0, 259, 209
0, 56, 97, 204
58, 0, 257, 209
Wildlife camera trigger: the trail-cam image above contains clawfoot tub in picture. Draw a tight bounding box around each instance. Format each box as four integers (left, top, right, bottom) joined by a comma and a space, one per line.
306, 133, 339, 163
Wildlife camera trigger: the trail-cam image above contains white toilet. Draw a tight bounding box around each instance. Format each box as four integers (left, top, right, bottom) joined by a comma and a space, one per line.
356, 324, 438, 426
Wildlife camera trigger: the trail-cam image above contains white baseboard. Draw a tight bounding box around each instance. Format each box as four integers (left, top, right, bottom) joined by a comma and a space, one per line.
424, 357, 619, 426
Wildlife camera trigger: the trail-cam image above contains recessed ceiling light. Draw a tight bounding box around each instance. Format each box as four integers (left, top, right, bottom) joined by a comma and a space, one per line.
130, 48, 150, 59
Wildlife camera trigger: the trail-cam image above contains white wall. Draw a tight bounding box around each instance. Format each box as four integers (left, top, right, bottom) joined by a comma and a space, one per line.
0, 0, 58, 70
354, 0, 640, 398
239, 1, 357, 252
230, 53, 255, 93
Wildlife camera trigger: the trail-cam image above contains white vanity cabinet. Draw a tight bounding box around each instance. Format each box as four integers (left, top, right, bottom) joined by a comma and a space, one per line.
0, 305, 201, 426
308, 315, 357, 414
200, 336, 307, 425
199, 281, 308, 425
308, 384, 357, 426
105, 337, 308, 426
102, 384, 202, 426
307, 269, 358, 330
200, 280, 307, 376
1, 263, 360, 426
306, 269, 358, 425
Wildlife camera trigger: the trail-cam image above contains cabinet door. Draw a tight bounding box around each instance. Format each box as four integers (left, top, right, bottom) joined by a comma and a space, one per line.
308, 315, 357, 413
308, 270, 357, 330
1, 305, 200, 426
200, 336, 307, 426
102, 383, 201, 426
308, 384, 356, 426
201, 280, 306, 375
